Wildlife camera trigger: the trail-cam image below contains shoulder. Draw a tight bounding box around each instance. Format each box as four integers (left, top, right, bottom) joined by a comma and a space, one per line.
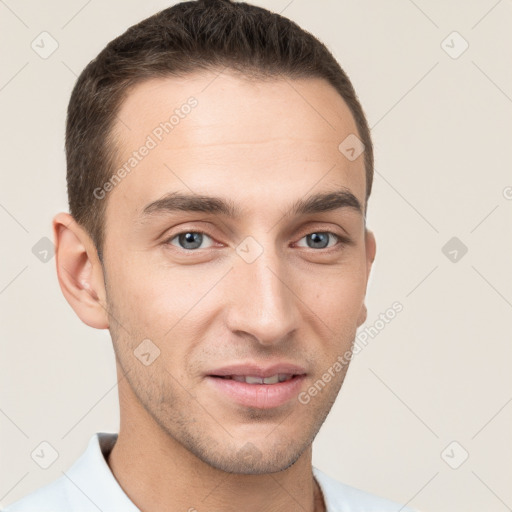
313, 467, 419, 512
2, 474, 88, 512
2, 432, 124, 512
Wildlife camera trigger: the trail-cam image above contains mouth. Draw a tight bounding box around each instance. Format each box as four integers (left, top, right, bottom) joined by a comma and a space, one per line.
205, 364, 307, 409
211, 373, 297, 384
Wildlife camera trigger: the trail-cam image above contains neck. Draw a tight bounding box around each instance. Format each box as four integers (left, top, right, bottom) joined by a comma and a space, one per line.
107, 377, 325, 512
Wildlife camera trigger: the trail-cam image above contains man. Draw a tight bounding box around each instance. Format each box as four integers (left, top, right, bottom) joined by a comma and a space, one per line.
4, 1, 418, 511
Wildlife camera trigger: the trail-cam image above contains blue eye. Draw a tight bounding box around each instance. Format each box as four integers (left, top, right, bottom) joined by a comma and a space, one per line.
296, 232, 340, 249
166, 230, 345, 252
168, 232, 214, 250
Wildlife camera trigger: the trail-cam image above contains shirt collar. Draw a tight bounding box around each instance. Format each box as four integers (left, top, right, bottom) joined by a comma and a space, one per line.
65, 432, 139, 511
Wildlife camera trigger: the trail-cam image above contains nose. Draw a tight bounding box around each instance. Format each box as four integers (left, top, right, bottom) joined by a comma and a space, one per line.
224, 242, 300, 347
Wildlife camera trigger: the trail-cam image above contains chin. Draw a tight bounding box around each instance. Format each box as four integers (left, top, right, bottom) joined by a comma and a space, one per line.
191, 435, 310, 475
209, 451, 303, 475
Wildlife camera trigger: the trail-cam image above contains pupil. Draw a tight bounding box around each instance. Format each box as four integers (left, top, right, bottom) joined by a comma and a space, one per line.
308, 233, 328, 249
180, 232, 202, 249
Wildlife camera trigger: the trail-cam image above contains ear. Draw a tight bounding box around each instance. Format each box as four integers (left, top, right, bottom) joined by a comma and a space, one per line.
357, 228, 377, 327
53, 212, 109, 329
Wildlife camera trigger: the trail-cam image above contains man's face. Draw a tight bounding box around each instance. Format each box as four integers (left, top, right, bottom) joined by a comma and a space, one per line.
101, 71, 375, 473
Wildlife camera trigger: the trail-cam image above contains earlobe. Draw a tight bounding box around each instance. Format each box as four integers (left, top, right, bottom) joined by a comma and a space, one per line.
357, 303, 367, 327
53, 212, 109, 329
365, 229, 377, 274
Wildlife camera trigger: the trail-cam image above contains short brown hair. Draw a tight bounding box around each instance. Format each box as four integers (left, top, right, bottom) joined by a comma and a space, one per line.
66, 0, 373, 260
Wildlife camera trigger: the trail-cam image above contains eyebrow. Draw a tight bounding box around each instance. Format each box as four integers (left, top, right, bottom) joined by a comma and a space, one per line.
140, 189, 362, 220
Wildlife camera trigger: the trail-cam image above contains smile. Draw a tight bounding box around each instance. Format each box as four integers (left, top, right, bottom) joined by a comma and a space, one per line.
215, 374, 294, 384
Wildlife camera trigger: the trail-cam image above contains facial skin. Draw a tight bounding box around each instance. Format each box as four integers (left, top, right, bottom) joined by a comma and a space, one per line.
54, 70, 376, 512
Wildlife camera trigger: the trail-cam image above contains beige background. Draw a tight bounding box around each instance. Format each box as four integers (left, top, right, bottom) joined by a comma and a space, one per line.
1, 1, 511, 511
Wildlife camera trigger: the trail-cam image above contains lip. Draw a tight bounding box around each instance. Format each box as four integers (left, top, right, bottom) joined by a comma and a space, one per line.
206, 363, 307, 378
205, 362, 307, 409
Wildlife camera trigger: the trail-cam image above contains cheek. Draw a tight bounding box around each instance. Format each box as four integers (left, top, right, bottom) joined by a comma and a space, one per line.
301, 261, 367, 318
105, 257, 178, 336
107, 254, 221, 346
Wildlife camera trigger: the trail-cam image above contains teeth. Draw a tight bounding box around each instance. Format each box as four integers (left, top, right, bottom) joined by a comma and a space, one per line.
228, 374, 293, 384
246, 376, 264, 384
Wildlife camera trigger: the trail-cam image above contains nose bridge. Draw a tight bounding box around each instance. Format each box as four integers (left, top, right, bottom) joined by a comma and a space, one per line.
226, 238, 299, 345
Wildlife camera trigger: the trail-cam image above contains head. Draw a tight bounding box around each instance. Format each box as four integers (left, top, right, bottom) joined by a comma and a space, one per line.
55, 0, 376, 474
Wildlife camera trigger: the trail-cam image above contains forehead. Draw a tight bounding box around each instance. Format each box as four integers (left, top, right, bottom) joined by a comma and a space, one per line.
106, 71, 366, 227
114, 70, 361, 149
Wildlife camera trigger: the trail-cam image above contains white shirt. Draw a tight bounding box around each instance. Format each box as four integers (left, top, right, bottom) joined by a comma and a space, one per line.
3, 432, 417, 512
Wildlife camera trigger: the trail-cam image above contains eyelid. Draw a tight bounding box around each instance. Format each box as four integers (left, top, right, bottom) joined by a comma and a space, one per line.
293, 224, 353, 245
163, 227, 352, 255
294, 231, 351, 250
164, 229, 217, 250
163, 223, 354, 253
160, 220, 219, 242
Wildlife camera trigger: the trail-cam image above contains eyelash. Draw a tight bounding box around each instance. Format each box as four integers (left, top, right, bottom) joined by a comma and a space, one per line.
164, 229, 351, 253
